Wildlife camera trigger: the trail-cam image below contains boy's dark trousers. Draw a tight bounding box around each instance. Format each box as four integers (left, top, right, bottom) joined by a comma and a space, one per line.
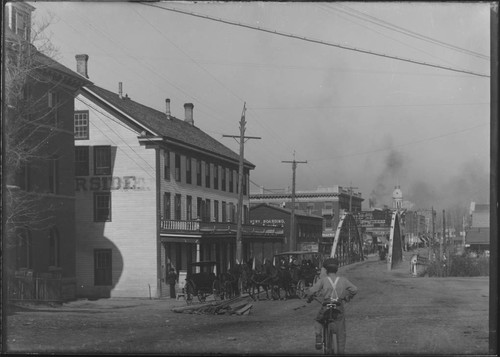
169, 283, 176, 298
315, 309, 347, 354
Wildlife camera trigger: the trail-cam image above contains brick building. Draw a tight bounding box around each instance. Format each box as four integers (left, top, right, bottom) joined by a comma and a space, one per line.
4, 3, 91, 300
250, 186, 363, 251
72, 56, 283, 298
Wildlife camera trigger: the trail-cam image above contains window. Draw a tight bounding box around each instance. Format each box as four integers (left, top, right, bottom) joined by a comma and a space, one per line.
186, 157, 192, 184
48, 228, 60, 267
221, 167, 226, 191
75, 146, 89, 176
164, 150, 170, 181
174, 194, 181, 220
186, 196, 192, 221
17, 229, 32, 269
12, 7, 29, 41
175, 154, 181, 182
205, 199, 211, 222
94, 192, 111, 222
163, 192, 171, 219
74, 111, 89, 140
244, 205, 248, 224
229, 170, 234, 193
48, 91, 59, 126
48, 157, 59, 194
197, 197, 203, 220
229, 203, 235, 223
94, 249, 112, 286
205, 163, 210, 188
214, 200, 219, 222
94, 146, 111, 175
213, 164, 219, 190
222, 201, 227, 222
196, 159, 202, 186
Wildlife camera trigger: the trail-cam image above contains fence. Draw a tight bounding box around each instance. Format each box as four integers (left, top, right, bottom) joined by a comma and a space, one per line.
8, 274, 66, 302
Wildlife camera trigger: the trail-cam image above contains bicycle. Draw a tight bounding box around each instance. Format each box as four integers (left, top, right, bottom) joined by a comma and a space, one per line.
310, 297, 343, 355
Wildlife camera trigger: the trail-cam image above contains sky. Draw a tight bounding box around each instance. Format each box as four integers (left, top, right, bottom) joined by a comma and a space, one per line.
27, 1, 491, 212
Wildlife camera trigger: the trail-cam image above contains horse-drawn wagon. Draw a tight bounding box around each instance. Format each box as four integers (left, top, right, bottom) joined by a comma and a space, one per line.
184, 261, 223, 304
272, 251, 324, 299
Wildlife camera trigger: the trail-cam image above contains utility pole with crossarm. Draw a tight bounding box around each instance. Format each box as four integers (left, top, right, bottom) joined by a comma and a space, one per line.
222, 103, 261, 265
282, 153, 307, 252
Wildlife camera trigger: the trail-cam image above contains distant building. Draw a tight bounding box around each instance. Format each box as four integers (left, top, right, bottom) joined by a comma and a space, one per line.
249, 203, 323, 256
250, 186, 363, 250
465, 202, 489, 252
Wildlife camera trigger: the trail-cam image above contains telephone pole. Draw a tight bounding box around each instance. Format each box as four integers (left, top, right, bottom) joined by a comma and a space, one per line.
282, 153, 307, 252
222, 103, 260, 264
441, 209, 445, 261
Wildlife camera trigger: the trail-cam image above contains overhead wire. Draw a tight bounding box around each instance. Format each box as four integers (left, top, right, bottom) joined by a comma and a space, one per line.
331, 3, 489, 60
140, 3, 489, 78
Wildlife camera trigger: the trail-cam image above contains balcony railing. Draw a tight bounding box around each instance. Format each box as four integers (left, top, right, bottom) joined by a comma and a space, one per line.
160, 219, 284, 236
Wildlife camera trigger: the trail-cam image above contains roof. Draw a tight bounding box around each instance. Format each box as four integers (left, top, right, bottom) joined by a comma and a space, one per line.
84, 85, 253, 168
250, 203, 323, 220
5, 28, 91, 89
465, 228, 489, 245
34, 51, 92, 87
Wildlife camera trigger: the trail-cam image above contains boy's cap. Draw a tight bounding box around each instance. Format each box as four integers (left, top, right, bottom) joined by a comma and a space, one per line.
323, 258, 339, 268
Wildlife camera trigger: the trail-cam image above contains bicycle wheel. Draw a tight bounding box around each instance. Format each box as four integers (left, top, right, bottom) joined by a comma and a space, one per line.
324, 323, 338, 355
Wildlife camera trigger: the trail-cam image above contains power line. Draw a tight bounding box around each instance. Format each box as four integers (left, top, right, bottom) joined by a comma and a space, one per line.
141, 3, 489, 78
332, 3, 489, 60
250, 102, 490, 110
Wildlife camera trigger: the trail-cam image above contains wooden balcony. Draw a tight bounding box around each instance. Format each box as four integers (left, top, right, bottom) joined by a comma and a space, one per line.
160, 219, 284, 237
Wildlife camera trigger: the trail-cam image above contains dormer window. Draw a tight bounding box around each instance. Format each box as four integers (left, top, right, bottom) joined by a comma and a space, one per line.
7, 3, 33, 42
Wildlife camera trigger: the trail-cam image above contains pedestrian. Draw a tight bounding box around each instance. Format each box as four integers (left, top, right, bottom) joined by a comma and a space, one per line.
167, 267, 177, 299
305, 258, 358, 353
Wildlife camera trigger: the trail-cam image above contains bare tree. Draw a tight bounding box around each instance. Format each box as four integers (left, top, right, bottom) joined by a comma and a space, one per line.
3, 15, 63, 255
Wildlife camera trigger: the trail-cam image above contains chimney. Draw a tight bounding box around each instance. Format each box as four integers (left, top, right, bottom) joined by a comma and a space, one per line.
75, 54, 89, 78
118, 82, 123, 99
184, 103, 194, 125
165, 98, 171, 119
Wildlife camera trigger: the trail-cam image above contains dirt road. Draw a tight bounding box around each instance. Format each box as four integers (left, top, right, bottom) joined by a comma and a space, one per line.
5, 251, 489, 355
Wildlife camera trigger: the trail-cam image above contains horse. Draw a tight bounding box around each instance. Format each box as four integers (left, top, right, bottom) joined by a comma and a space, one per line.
249, 263, 274, 300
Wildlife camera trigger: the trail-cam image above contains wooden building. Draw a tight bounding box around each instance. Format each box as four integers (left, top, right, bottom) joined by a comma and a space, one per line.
72, 56, 283, 298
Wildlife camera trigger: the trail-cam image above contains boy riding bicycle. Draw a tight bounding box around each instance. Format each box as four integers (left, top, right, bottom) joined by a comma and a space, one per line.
305, 258, 358, 352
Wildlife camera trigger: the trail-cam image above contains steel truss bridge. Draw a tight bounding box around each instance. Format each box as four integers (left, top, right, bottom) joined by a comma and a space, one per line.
330, 211, 404, 270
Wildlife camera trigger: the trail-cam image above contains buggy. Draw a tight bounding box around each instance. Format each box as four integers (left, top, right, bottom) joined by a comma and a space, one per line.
273, 251, 325, 299
184, 261, 223, 304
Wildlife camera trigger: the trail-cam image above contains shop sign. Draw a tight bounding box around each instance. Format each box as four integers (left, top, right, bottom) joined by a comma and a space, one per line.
75, 176, 152, 191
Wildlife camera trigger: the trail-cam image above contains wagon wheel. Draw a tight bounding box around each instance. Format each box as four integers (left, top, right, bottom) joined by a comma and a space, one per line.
296, 279, 307, 299
185, 281, 195, 305
212, 279, 223, 301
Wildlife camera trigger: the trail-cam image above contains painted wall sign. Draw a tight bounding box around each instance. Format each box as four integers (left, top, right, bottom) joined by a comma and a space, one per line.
250, 219, 285, 226
75, 176, 152, 191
